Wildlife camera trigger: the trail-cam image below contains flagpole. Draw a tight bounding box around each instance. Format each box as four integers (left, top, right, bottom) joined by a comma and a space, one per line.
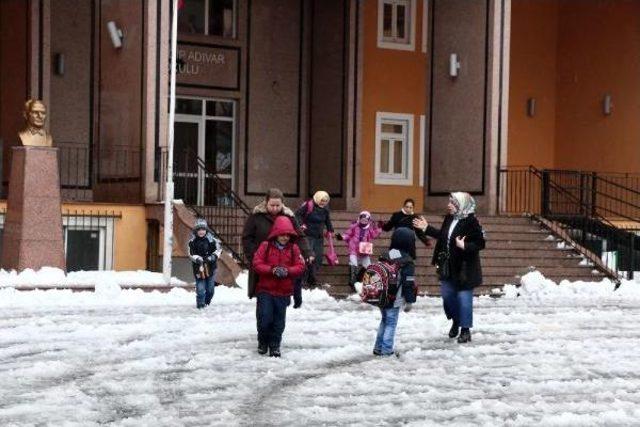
162, 0, 179, 284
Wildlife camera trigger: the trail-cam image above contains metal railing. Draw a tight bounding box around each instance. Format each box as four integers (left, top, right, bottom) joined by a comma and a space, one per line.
157, 147, 250, 266
57, 142, 142, 203
499, 166, 640, 280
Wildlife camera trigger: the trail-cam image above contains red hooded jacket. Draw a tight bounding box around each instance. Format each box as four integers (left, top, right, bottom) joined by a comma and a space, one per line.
252, 216, 306, 296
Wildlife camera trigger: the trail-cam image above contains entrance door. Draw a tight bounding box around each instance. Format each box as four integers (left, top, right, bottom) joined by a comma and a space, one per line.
174, 97, 235, 206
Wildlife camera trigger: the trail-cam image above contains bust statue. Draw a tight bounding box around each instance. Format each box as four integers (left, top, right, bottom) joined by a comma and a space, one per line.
18, 99, 53, 147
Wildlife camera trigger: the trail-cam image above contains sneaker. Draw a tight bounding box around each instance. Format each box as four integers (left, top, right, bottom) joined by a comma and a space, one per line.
269, 347, 281, 357
404, 303, 412, 313
373, 349, 382, 356
258, 343, 268, 355
448, 321, 459, 338
379, 351, 400, 358
457, 328, 471, 343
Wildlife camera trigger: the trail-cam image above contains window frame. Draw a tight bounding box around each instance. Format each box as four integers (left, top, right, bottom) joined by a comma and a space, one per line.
178, 0, 237, 39
63, 216, 115, 271
377, 0, 416, 51
375, 112, 414, 186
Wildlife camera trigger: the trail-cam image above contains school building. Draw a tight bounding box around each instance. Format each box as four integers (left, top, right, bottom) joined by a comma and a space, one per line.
0, 0, 638, 280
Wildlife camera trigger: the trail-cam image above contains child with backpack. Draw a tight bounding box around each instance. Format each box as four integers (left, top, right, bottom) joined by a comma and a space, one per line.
336, 211, 382, 292
252, 216, 306, 357
188, 218, 222, 309
360, 227, 417, 357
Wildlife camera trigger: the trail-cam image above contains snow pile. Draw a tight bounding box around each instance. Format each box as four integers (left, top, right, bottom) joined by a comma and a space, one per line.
500, 270, 640, 300
0, 267, 186, 288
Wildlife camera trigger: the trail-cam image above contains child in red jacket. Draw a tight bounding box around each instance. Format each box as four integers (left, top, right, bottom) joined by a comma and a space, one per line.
252, 216, 306, 357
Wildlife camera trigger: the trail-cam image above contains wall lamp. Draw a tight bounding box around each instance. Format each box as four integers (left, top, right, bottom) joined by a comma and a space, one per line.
527, 97, 536, 117
107, 21, 124, 49
449, 53, 461, 78
603, 93, 613, 116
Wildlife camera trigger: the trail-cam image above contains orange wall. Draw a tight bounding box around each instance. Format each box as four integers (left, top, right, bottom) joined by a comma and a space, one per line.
0, 201, 147, 271
508, 0, 640, 173
361, 0, 428, 212
555, 1, 640, 172
508, 0, 558, 168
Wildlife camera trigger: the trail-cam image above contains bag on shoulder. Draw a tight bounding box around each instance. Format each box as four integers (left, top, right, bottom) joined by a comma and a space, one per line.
436, 250, 451, 280
359, 260, 400, 308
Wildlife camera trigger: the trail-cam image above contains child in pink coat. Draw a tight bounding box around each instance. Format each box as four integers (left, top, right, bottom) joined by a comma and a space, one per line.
338, 211, 382, 292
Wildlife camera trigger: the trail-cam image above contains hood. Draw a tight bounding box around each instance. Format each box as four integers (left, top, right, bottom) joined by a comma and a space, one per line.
252, 201, 295, 217
267, 216, 298, 240
389, 227, 415, 255
192, 217, 209, 232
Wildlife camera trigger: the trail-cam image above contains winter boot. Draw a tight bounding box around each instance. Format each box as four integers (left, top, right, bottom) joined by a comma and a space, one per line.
258, 342, 268, 355
448, 321, 459, 338
348, 266, 358, 293
457, 328, 471, 343
269, 346, 281, 358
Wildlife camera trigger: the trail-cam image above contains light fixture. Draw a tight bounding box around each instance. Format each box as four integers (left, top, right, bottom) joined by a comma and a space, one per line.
449, 53, 461, 78
54, 53, 65, 76
107, 21, 123, 49
603, 93, 613, 116
527, 97, 536, 117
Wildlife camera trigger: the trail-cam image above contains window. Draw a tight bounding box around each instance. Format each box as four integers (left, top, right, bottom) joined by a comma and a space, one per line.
0, 211, 116, 271
378, 0, 416, 51
375, 112, 414, 185
178, 0, 236, 38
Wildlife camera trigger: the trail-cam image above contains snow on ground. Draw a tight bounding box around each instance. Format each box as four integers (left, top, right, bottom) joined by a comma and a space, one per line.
1, 272, 640, 426
0, 268, 186, 288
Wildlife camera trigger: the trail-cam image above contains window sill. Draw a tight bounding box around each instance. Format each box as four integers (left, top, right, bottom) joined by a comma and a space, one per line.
377, 39, 416, 51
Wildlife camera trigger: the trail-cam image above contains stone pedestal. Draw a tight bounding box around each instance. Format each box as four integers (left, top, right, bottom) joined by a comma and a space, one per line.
1, 147, 66, 271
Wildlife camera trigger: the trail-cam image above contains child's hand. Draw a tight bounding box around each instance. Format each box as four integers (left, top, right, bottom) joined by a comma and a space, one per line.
455, 235, 466, 250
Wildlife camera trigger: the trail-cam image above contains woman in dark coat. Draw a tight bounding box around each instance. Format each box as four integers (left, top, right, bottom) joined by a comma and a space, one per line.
242, 188, 312, 302
294, 190, 334, 286
414, 192, 485, 343
381, 198, 430, 257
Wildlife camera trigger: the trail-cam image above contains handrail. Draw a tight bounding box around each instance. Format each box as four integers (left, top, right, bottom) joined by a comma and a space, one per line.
499, 165, 639, 281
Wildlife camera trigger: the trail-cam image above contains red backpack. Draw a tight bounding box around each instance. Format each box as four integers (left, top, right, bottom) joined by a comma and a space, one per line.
360, 260, 401, 308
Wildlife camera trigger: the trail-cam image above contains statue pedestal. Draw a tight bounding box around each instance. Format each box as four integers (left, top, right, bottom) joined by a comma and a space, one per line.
1, 147, 66, 271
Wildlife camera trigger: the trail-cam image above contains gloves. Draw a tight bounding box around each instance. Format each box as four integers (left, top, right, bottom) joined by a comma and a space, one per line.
190, 255, 203, 263
206, 254, 218, 264
335, 233, 343, 241
272, 266, 289, 278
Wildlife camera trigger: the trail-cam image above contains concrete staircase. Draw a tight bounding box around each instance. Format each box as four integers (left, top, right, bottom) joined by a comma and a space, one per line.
316, 212, 607, 297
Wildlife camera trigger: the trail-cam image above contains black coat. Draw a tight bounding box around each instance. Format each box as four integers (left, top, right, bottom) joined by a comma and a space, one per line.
295, 201, 334, 239
425, 214, 485, 290
187, 232, 221, 279
382, 211, 430, 256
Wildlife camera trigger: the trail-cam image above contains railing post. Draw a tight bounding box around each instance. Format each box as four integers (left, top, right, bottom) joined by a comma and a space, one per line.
629, 233, 636, 280
541, 170, 550, 217
591, 172, 597, 217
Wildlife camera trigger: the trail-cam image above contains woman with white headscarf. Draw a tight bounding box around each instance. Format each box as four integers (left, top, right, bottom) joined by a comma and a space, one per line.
413, 192, 485, 343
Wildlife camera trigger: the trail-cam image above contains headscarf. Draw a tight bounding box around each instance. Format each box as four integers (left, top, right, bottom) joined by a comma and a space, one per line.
313, 190, 330, 205
450, 192, 476, 219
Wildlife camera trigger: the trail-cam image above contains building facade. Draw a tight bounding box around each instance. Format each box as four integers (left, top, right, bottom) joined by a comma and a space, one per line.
0, 0, 638, 275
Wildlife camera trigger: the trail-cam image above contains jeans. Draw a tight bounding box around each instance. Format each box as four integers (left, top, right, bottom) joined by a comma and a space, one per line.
374, 307, 400, 355
256, 293, 290, 349
195, 275, 215, 308
440, 279, 473, 328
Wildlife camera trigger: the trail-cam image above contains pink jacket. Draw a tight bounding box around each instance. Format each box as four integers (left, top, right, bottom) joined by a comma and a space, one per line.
342, 221, 382, 256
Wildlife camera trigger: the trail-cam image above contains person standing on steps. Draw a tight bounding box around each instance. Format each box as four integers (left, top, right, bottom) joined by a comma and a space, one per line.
295, 190, 334, 287
242, 188, 312, 308
336, 211, 382, 292
413, 192, 486, 343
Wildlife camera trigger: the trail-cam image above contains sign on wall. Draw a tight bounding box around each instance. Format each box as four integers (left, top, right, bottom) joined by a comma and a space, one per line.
176, 43, 239, 90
